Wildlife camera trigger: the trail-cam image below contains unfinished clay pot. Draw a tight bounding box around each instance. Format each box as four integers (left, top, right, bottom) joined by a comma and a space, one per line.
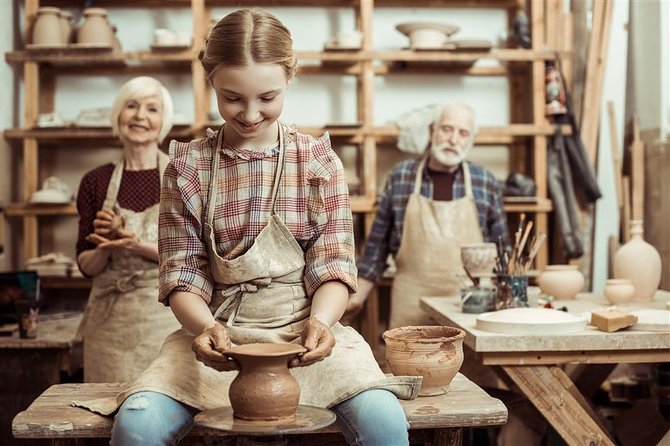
383, 326, 465, 396
226, 343, 307, 421
537, 265, 584, 300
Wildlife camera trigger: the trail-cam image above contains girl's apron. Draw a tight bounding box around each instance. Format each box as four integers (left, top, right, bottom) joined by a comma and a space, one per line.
79, 152, 182, 383
389, 158, 483, 329
75, 125, 420, 415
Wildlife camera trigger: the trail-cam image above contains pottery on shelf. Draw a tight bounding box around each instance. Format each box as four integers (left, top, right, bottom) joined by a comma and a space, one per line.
32, 6, 63, 46
226, 343, 306, 421
77, 8, 114, 46
383, 326, 465, 397
603, 279, 635, 305
613, 220, 662, 302
537, 264, 584, 300
58, 10, 73, 44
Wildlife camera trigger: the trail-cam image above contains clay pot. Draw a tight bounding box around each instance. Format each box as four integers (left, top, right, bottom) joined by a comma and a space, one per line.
603, 279, 635, 305
460, 242, 497, 277
613, 220, 662, 302
32, 7, 63, 45
58, 10, 73, 44
77, 8, 113, 46
226, 343, 306, 421
383, 326, 465, 396
537, 265, 584, 300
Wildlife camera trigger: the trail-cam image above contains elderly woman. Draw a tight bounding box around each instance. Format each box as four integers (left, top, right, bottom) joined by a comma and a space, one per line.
76, 76, 182, 383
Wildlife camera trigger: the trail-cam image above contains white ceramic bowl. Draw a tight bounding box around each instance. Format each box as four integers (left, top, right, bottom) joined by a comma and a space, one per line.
603, 279, 635, 305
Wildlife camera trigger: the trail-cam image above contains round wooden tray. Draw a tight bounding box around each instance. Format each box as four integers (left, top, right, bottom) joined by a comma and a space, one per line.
194, 405, 336, 435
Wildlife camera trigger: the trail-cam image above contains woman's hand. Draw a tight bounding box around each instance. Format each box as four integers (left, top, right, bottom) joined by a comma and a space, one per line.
191, 322, 239, 372
93, 209, 116, 237
290, 316, 336, 368
86, 231, 140, 253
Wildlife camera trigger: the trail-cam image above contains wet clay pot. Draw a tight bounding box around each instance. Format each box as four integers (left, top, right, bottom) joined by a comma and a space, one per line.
383, 326, 465, 396
226, 343, 307, 421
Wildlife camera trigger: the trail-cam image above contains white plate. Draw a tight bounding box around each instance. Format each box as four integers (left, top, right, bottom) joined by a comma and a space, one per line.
476, 308, 588, 335
629, 309, 670, 332
396, 22, 460, 37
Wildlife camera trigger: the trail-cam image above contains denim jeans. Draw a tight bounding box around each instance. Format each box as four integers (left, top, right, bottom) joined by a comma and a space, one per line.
111, 389, 409, 446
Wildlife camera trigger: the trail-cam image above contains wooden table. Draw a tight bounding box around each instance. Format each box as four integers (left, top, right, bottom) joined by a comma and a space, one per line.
12, 374, 507, 445
421, 292, 670, 446
0, 312, 82, 446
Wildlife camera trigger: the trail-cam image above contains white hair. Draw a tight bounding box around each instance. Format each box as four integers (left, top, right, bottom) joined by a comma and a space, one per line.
110, 76, 174, 143
432, 103, 479, 138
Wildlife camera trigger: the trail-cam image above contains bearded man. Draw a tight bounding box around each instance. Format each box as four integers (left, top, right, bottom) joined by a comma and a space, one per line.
344, 103, 511, 327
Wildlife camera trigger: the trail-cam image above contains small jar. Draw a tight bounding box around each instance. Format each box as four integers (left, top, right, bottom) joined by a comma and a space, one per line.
77, 8, 113, 46
32, 6, 63, 46
603, 279, 635, 305
538, 265, 584, 300
58, 10, 73, 44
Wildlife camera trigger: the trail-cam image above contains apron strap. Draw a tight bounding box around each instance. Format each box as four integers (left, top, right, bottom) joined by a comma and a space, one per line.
463, 161, 474, 198
412, 155, 428, 195
269, 124, 286, 214
213, 278, 273, 327
103, 151, 169, 211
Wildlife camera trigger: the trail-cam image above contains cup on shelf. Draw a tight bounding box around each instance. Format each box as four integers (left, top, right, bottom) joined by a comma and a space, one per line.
327, 30, 362, 49
153, 28, 176, 46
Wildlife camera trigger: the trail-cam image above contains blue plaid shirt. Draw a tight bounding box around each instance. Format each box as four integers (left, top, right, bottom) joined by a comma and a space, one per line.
358, 159, 511, 282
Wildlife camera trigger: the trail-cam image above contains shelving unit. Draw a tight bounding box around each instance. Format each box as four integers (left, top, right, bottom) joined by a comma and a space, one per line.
5, 1, 558, 310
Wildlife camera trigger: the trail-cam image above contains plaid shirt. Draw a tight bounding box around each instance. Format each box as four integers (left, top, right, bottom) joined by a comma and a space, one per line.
158, 127, 357, 304
358, 158, 511, 282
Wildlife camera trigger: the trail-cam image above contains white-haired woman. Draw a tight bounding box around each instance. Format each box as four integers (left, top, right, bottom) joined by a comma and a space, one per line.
76, 76, 182, 383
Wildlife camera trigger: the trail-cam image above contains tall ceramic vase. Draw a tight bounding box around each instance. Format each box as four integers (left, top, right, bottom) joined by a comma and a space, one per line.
613, 220, 662, 302
226, 343, 306, 421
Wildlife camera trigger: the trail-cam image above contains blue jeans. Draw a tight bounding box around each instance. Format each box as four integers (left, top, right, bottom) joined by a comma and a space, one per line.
111, 389, 409, 446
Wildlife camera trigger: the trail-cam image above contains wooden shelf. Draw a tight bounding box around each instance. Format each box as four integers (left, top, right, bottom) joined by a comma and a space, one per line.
40, 276, 92, 290
4, 203, 77, 217
3, 125, 194, 143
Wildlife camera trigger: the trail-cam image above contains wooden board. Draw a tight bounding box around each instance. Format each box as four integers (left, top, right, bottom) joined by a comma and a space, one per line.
12, 374, 507, 439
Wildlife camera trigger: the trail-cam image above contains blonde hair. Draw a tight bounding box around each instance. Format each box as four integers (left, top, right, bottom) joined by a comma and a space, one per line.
199, 9, 297, 80
110, 76, 174, 143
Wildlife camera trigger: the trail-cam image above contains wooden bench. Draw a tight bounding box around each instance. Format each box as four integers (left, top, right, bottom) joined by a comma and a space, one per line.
12, 373, 507, 446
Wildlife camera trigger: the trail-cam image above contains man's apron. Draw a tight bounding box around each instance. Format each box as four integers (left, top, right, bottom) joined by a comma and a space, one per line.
79, 152, 182, 383
74, 125, 420, 415
389, 158, 483, 329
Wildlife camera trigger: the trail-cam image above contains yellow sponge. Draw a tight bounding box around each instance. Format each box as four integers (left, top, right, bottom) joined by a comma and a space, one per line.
591, 310, 638, 332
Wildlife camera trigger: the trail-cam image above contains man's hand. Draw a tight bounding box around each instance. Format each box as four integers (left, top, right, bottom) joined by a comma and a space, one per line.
192, 322, 238, 371
290, 316, 335, 368
339, 299, 364, 326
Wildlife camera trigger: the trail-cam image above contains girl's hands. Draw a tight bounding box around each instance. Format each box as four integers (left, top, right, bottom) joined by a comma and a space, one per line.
85, 231, 140, 252
290, 316, 336, 368
191, 322, 239, 371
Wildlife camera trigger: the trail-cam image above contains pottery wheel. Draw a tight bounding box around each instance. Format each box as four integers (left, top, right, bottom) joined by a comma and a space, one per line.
194, 405, 336, 435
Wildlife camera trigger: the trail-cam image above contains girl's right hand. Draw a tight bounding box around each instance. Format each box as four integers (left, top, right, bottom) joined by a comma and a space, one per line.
191, 322, 239, 371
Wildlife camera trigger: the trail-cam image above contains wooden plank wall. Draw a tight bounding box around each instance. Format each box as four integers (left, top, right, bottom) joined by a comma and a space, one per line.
644, 141, 669, 290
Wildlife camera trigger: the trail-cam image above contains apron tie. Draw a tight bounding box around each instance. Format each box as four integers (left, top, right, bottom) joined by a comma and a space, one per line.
214, 278, 273, 327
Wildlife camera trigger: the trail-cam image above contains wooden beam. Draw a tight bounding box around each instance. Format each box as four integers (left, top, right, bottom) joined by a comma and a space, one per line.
630, 118, 645, 221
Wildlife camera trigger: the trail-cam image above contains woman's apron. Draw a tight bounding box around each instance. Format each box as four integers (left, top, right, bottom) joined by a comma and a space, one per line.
389, 158, 483, 329
79, 152, 182, 383
74, 125, 420, 416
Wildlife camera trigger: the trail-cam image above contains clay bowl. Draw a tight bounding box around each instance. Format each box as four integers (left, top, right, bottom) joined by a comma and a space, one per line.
460, 242, 497, 277
226, 343, 307, 421
603, 279, 635, 305
383, 326, 465, 396
537, 265, 585, 300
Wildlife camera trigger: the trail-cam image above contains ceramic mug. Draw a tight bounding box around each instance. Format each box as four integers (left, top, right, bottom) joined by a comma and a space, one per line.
153, 28, 176, 46
336, 30, 362, 48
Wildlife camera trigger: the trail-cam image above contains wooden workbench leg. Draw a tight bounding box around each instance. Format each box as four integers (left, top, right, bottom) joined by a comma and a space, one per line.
52, 439, 78, 446
362, 287, 380, 347
502, 365, 615, 446
433, 427, 462, 446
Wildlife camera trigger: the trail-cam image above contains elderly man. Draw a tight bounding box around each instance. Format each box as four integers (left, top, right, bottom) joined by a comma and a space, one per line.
344, 103, 510, 328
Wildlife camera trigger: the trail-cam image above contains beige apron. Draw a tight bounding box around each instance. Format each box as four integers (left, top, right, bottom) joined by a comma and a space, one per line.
75, 125, 420, 416
389, 158, 483, 329
79, 152, 182, 383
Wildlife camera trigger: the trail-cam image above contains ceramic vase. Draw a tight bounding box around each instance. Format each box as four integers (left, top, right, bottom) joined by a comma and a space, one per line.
613, 220, 662, 302
383, 326, 465, 396
58, 10, 73, 44
32, 7, 63, 46
603, 279, 635, 305
226, 343, 306, 421
77, 8, 113, 46
537, 265, 584, 300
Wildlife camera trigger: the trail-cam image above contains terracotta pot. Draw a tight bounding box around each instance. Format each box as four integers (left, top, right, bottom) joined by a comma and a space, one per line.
537, 265, 584, 300
32, 7, 63, 45
77, 8, 113, 46
613, 220, 662, 302
383, 326, 465, 396
603, 279, 635, 305
226, 343, 306, 421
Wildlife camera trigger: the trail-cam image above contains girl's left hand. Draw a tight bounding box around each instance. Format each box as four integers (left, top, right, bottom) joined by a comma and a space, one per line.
86, 231, 139, 252
290, 316, 335, 368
